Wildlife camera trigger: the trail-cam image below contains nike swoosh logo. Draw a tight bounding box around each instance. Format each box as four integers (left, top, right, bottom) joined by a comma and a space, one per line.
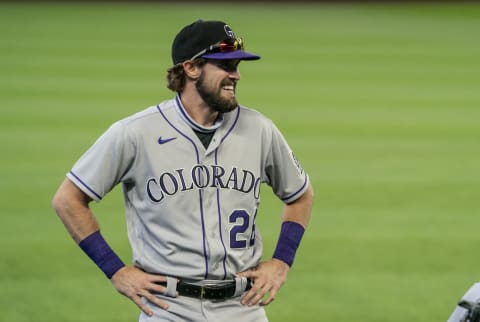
158, 136, 177, 144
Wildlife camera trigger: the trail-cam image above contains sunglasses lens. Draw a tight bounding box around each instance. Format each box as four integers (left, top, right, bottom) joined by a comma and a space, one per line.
218, 38, 244, 52
190, 38, 245, 60
236, 38, 244, 49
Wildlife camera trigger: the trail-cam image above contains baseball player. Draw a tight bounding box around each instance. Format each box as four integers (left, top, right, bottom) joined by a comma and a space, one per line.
448, 283, 480, 322
52, 19, 314, 322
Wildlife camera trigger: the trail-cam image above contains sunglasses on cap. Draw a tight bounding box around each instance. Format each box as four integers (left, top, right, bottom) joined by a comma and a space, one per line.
190, 37, 244, 61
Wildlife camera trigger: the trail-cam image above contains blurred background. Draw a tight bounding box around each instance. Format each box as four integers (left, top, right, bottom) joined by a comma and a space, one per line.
1, 1, 479, 321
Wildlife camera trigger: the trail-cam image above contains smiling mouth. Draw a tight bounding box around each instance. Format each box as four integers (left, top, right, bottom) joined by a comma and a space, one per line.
222, 85, 236, 96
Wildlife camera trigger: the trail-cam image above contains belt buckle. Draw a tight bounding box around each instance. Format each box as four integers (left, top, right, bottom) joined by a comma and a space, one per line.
200, 282, 226, 300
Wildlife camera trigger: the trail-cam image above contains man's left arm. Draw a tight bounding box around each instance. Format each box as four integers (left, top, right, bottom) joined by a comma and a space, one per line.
239, 183, 314, 306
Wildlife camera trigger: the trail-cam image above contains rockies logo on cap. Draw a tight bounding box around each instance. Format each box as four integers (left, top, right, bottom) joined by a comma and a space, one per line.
224, 25, 235, 38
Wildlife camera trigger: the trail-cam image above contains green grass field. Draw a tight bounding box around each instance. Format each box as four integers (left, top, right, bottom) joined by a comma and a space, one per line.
1, 2, 480, 321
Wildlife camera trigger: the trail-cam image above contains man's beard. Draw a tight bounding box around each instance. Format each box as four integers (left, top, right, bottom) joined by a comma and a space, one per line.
196, 73, 238, 114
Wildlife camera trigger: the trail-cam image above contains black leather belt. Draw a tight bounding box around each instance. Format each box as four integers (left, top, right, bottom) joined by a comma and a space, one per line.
157, 279, 252, 300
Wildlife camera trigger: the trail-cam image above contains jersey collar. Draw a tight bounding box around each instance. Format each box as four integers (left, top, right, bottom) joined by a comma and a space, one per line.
174, 95, 225, 133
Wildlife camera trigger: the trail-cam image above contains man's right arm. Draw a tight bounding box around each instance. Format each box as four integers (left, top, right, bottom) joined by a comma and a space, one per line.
52, 178, 99, 242
52, 178, 171, 315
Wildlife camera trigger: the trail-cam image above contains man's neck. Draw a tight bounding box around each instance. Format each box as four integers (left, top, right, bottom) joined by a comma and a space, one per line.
179, 91, 219, 128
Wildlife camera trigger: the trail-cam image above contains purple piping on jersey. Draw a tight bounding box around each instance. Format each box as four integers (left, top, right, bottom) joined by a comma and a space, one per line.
214, 107, 241, 279
281, 175, 309, 202
175, 96, 202, 131
220, 107, 241, 143
175, 95, 224, 133
68, 171, 102, 200
215, 153, 229, 279
156, 104, 210, 279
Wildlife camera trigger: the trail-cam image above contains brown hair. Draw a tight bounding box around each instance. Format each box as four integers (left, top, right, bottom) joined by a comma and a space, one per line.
166, 59, 206, 92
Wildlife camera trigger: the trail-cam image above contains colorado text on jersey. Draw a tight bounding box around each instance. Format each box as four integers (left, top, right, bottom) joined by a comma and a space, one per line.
146, 165, 261, 203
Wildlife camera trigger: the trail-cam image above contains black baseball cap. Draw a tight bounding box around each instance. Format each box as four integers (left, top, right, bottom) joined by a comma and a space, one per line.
172, 19, 260, 64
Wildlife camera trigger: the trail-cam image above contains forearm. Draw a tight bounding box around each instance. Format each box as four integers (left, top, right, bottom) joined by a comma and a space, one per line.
52, 178, 99, 243
271, 184, 314, 267
281, 183, 314, 228
53, 178, 125, 279
239, 185, 314, 306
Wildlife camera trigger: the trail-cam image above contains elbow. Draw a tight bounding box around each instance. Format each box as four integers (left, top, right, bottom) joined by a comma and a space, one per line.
52, 188, 66, 217
52, 179, 80, 217
303, 183, 314, 206
307, 183, 314, 199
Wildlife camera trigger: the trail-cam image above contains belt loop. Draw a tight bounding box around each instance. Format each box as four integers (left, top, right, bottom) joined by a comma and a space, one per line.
166, 276, 178, 297
234, 277, 248, 297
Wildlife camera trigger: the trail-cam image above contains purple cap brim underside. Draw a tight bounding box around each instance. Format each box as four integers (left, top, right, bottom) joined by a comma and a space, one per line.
201, 50, 260, 60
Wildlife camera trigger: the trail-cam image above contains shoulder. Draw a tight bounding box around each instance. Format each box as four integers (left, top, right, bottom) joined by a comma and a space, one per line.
237, 105, 275, 129
120, 99, 175, 126
104, 99, 175, 141
111, 99, 176, 133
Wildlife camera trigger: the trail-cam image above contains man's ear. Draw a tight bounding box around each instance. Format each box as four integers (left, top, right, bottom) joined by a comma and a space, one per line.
183, 61, 201, 80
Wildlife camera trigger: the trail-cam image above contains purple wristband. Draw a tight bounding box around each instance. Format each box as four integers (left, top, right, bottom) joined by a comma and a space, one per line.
78, 231, 125, 279
272, 221, 305, 267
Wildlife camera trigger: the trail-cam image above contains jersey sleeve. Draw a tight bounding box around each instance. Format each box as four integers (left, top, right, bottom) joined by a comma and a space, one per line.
67, 121, 136, 201
263, 120, 309, 204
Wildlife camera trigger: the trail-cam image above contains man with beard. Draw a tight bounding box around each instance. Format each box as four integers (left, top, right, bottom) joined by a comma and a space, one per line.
52, 20, 314, 322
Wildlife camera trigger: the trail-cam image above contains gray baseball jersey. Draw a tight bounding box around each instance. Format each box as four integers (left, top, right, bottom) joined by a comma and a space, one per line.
67, 95, 309, 281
